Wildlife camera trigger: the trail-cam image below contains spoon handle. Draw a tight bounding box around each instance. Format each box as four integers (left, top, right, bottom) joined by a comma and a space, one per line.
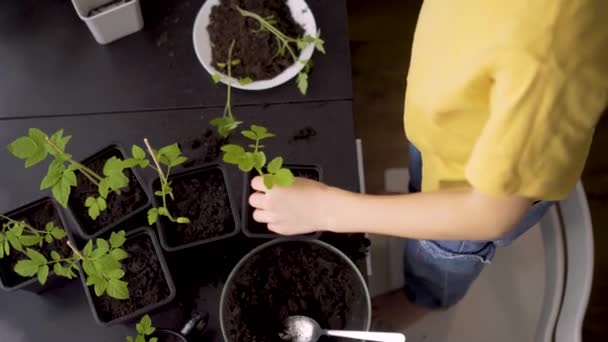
325, 330, 405, 342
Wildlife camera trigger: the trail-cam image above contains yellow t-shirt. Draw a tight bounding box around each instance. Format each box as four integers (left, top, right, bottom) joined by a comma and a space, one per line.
405, 0, 608, 200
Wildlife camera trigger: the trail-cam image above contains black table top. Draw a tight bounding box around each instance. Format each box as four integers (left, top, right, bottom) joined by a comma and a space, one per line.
0, 0, 352, 118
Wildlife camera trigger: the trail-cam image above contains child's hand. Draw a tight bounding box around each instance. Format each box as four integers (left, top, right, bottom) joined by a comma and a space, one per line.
248, 176, 333, 235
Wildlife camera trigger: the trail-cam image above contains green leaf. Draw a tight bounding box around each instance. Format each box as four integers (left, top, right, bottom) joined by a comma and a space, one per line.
54, 263, 66, 277
109, 231, 126, 248
139, 315, 155, 335
154, 190, 163, 197
51, 227, 66, 240
136, 336, 146, 342
103, 156, 124, 176
63, 169, 77, 187
158, 207, 169, 217
158, 144, 182, 165
107, 279, 129, 300
45, 234, 53, 244
51, 251, 61, 261
170, 156, 188, 167
26, 248, 47, 264
252, 151, 266, 170
85, 197, 96, 207
263, 174, 275, 189
96, 254, 121, 273
314, 31, 326, 54
88, 204, 100, 220
241, 130, 257, 141
250, 125, 268, 138
4, 240, 9, 256
139, 159, 150, 168
221, 144, 245, 154
121, 158, 141, 169
110, 248, 128, 261
14, 260, 39, 277
107, 172, 129, 190
237, 153, 255, 172
98, 178, 110, 198
7, 136, 38, 159
25, 128, 50, 167
97, 197, 107, 211
267, 156, 283, 173
93, 277, 108, 296
211, 117, 241, 138
176, 217, 191, 224
82, 260, 96, 276
52, 180, 71, 208
239, 77, 253, 85
95, 239, 110, 254
107, 269, 125, 279
83, 240, 93, 257
296, 72, 309, 95
216, 62, 226, 69
49, 129, 72, 152
212, 73, 222, 84
86, 274, 103, 286
38, 265, 49, 284
40, 159, 64, 190
21, 235, 43, 247
231, 59, 241, 66
150, 338, 158, 342
132, 145, 146, 160
126, 337, 134, 342
147, 208, 159, 225
274, 168, 295, 187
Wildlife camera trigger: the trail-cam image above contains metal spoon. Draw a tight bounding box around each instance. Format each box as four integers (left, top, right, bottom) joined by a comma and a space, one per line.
282, 315, 405, 342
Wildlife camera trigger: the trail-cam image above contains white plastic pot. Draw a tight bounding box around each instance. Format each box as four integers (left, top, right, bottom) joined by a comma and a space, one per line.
71, 0, 144, 45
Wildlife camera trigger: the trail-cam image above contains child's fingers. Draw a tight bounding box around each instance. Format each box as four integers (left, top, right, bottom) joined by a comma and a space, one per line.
249, 192, 266, 209
253, 209, 273, 223
251, 176, 268, 192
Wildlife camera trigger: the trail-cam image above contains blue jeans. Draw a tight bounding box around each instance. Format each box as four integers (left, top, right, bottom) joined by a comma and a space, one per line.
403, 144, 554, 309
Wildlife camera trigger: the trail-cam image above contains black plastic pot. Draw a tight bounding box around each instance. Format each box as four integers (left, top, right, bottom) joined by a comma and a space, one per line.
68, 145, 152, 240
241, 165, 322, 238
153, 329, 188, 342
80, 227, 176, 327
152, 163, 240, 252
220, 238, 371, 342
0, 197, 77, 293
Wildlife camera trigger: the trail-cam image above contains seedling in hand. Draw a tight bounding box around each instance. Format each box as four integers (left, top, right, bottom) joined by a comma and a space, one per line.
0, 214, 66, 259
221, 125, 294, 188
236, 7, 325, 95
210, 40, 244, 138
7, 129, 132, 219
126, 314, 158, 342
14, 231, 130, 300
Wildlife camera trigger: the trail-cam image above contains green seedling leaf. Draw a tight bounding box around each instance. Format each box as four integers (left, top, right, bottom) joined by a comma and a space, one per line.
147, 208, 159, 225
97, 197, 107, 211
252, 151, 266, 170
314, 30, 325, 54
216, 62, 226, 69
158, 207, 169, 217
94, 277, 108, 297
132, 145, 146, 160
49, 129, 72, 152
241, 130, 257, 141
239, 77, 253, 85
82, 260, 96, 276
83, 240, 93, 257
121, 158, 142, 169
51, 251, 61, 261
26, 128, 50, 167
52, 177, 71, 208
14, 260, 39, 277
231, 59, 241, 66
40, 159, 65, 190
107, 279, 129, 300
154, 190, 163, 197
237, 152, 255, 172
110, 248, 128, 261
263, 174, 275, 189
7, 136, 38, 160
267, 156, 283, 174
107, 269, 125, 279
157, 143, 182, 166
211, 116, 242, 138
26, 247, 47, 265
6, 233, 22, 252
86, 197, 101, 220
51, 227, 66, 240
138, 315, 155, 335
170, 156, 187, 167
273, 168, 295, 187
38, 265, 49, 284
95, 238, 110, 255
250, 125, 274, 140
21, 235, 43, 247
63, 169, 77, 187
176, 217, 191, 224
296, 72, 309, 95
98, 178, 110, 199
103, 156, 126, 177
109, 231, 126, 248
212, 73, 222, 84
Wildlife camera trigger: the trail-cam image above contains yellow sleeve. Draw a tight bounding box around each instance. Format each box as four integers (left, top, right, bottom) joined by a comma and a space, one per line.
466, 52, 606, 200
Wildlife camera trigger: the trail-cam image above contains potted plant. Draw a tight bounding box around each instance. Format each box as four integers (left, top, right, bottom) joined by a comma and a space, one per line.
0, 197, 74, 293
82, 227, 176, 326
70, 0, 144, 45
220, 238, 371, 342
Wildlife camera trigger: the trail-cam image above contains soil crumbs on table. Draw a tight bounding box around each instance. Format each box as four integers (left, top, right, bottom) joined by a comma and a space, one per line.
247, 167, 319, 234
208, 0, 305, 80
69, 147, 148, 236
159, 167, 235, 247
0, 200, 72, 288
224, 241, 361, 342
92, 233, 170, 322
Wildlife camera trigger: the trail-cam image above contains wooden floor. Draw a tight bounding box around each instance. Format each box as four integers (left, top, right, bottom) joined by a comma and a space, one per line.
346, 0, 608, 339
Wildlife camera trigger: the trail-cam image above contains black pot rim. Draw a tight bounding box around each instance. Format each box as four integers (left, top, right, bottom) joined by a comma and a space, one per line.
241, 164, 323, 238
69, 144, 153, 240
154, 329, 188, 342
80, 226, 176, 327
219, 237, 372, 342
151, 163, 241, 252
0, 197, 77, 291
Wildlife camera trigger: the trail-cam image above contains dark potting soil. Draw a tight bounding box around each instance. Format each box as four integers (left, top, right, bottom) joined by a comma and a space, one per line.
91, 233, 170, 322
182, 129, 226, 169
88, 0, 132, 17
208, 0, 305, 80
68, 147, 148, 236
246, 168, 319, 234
223, 241, 362, 342
157, 167, 235, 247
0, 200, 72, 288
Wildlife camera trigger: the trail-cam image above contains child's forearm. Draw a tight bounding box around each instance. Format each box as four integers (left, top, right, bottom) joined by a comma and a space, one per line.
322, 187, 532, 240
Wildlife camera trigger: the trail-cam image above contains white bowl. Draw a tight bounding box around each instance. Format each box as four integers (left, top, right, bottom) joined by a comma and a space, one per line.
192, 0, 317, 91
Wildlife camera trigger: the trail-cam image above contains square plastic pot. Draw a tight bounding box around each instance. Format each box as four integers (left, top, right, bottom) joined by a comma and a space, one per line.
152, 163, 240, 252
242, 165, 323, 238
71, 0, 143, 45
69, 145, 152, 240
79, 226, 176, 326
0, 197, 78, 293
